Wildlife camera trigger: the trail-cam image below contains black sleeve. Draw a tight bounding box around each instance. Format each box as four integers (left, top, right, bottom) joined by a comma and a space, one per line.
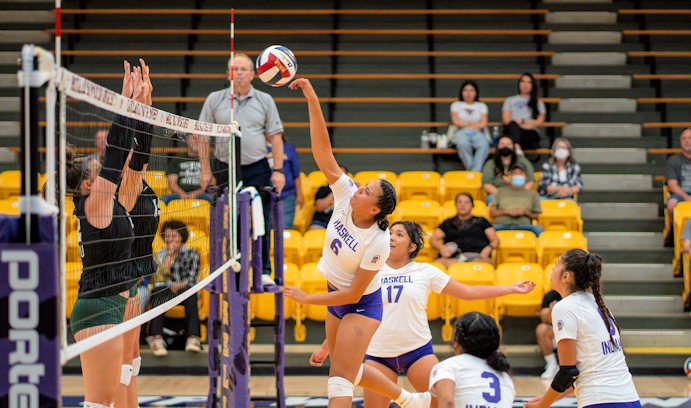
478, 217, 492, 231
438, 218, 454, 236
542, 290, 562, 309
315, 185, 332, 201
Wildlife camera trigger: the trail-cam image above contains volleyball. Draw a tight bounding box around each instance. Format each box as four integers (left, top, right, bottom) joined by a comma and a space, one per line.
256, 45, 298, 87
684, 357, 691, 377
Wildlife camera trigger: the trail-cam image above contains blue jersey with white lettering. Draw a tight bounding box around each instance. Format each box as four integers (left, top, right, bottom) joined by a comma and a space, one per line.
552, 291, 639, 407
317, 173, 389, 295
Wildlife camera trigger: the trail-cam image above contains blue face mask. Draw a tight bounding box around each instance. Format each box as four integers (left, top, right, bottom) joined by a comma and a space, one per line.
511, 175, 526, 188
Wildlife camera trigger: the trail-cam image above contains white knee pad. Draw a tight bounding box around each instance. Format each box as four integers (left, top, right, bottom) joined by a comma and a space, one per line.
120, 364, 133, 386
132, 356, 142, 376
83, 403, 109, 408
327, 376, 354, 399
353, 364, 364, 386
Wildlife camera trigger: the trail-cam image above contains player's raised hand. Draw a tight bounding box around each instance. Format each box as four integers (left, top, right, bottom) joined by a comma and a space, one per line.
288, 78, 317, 100
139, 58, 153, 106
512, 280, 536, 295
121, 60, 134, 98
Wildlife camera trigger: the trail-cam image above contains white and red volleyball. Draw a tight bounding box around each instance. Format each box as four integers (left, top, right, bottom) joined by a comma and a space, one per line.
256, 45, 298, 87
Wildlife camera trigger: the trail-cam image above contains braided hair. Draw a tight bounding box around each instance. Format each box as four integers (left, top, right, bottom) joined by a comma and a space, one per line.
374, 179, 397, 231
391, 221, 426, 259
560, 249, 619, 346
453, 312, 510, 373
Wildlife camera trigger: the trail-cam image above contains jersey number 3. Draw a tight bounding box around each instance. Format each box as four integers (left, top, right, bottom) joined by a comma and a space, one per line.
481, 371, 501, 403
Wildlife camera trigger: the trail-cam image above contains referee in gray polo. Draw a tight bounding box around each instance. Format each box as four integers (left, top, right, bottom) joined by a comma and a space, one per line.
199, 53, 285, 285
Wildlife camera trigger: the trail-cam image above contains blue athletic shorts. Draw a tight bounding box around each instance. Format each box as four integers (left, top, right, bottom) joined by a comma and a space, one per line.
667, 194, 684, 205
365, 340, 434, 375
327, 285, 383, 321
584, 401, 641, 408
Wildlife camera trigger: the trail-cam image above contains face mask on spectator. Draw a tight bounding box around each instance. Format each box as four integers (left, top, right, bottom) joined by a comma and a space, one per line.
511, 175, 526, 188
554, 148, 569, 161
498, 147, 513, 157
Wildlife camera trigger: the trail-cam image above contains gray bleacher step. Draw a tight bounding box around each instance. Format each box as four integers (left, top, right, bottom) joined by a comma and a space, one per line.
559, 98, 637, 113
552, 52, 626, 66
0, 97, 19, 112
603, 295, 682, 314
580, 175, 652, 191
0, 52, 20, 66
0, 122, 19, 138
616, 312, 691, 331
572, 148, 646, 164
620, 330, 691, 348
556, 75, 631, 89
543, 0, 612, 3
603, 279, 682, 296
0, 148, 17, 164
578, 190, 662, 204
602, 263, 673, 281
581, 203, 658, 219
563, 123, 641, 138
548, 31, 621, 44
545, 11, 617, 24
0, 30, 50, 44
583, 218, 665, 233
584, 232, 663, 248
0, 74, 18, 88
0, 10, 53, 23
592, 247, 673, 264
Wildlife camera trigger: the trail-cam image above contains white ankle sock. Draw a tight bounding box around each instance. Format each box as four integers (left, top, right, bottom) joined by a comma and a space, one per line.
83, 402, 109, 408
395, 389, 412, 407
545, 353, 557, 365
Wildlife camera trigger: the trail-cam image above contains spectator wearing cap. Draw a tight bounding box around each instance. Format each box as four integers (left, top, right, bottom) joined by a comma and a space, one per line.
665, 129, 691, 245
537, 138, 582, 201
489, 163, 544, 236
481, 136, 535, 205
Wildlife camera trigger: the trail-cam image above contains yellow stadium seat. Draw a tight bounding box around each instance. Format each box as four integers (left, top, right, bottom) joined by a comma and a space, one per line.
447, 263, 496, 321
441, 171, 483, 201
395, 199, 442, 232
65, 199, 78, 233
441, 199, 488, 220
300, 172, 310, 203
663, 184, 671, 245
293, 201, 316, 234
494, 230, 537, 265
302, 229, 326, 264
544, 263, 556, 294
533, 172, 540, 190
399, 171, 441, 201
276, 229, 303, 267
250, 262, 299, 321
185, 230, 209, 274
354, 171, 400, 197
684, 252, 691, 311
536, 231, 587, 268
307, 171, 328, 200
0, 198, 19, 215
163, 199, 211, 234
145, 171, 169, 197
538, 200, 583, 232
495, 263, 543, 317
0, 170, 21, 199
674, 202, 691, 276
416, 233, 438, 263
66, 229, 81, 262
300, 263, 328, 321
38, 173, 48, 192
65, 261, 83, 319
425, 262, 447, 321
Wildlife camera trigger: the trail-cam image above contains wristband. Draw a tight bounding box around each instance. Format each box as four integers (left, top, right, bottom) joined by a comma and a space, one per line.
273, 168, 284, 174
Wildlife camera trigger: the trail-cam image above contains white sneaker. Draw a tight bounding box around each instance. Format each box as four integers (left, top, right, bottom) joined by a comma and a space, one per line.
261, 274, 275, 286
150, 336, 168, 357
185, 336, 201, 353
541, 363, 559, 379
401, 392, 431, 408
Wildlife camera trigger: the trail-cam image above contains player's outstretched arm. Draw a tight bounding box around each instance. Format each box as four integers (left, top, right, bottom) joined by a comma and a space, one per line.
441, 279, 535, 301
289, 78, 343, 185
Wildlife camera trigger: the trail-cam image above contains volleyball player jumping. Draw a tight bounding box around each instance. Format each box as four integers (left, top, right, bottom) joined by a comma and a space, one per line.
285, 78, 428, 408
524, 249, 640, 408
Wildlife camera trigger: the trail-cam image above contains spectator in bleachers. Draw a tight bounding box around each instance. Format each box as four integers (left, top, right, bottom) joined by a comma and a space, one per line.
149, 220, 201, 356
538, 138, 582, 201
161, 134, 214, 205
268, 134, 303, 230
88, 129, 108, 162
449, 80, 490, 172
430, 192, 499, 268
481, 136, 535, 204
536, 289, 562, 379
665, 129, 691, 242
489, 163, 544, 236
502, 72, 545, 155
308, 166, 351, 231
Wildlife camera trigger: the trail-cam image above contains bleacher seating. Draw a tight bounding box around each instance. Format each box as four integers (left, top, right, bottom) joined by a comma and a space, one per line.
538, 200, 583, 232
399, 171, 442, 201
536, 231, 588, 268
0, 170, 20, 199
441, 171, 483, 201
425, 262, 447, 321
494, 230, 538, 265
394, 199, 442, 231
495, 263, 544, 317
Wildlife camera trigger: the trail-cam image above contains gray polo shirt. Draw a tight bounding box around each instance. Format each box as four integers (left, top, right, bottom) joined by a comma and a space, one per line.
199, 86, 283, 165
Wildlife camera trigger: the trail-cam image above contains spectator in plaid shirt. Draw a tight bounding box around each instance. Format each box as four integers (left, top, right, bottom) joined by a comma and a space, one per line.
148, 219, 202, 356
538, 138, 582, 201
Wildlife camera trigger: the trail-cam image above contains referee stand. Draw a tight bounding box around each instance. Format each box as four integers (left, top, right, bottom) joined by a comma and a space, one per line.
207, 189, 286, 408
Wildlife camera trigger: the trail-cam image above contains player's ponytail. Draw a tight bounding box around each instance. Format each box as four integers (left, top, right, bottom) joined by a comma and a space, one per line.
562, 249, 619, 347
374, 179, 397, 231
453, 312, 510, 373
59, 143, 92, 198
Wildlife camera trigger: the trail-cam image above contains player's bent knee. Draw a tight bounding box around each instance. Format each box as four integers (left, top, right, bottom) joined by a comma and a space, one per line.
353, 364, 364, 386
120, 364, 133, 386
132, 356, 141, 377
327, 376, 354, 399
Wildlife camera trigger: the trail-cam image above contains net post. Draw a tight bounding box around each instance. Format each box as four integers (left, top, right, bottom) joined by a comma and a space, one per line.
270, 193, 286, 408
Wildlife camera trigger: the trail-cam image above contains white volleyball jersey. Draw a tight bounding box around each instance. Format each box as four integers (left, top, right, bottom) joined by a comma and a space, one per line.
367, 262, 450, 357
429, 354, 515, 408
552, 291, 639, 407
317, 173, 390, 295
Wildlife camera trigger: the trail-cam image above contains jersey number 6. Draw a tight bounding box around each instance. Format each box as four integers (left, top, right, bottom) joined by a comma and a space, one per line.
330, 239, 342, 255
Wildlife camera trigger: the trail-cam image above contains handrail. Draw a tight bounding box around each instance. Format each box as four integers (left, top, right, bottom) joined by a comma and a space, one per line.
638, 98, 691, 104
633, 74, 691, 80
56, 9, 550, 16
76, 73, 560, 80
623, 30, 691, 35
628, 51, 691, 57
618, 9, 691, 15
55, 50, 556, 57
49, 28, 552, 36
643, 123, 691, 128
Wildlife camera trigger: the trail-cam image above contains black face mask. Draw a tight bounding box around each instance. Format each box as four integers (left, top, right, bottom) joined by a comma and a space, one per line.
498, 147, 513, 157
